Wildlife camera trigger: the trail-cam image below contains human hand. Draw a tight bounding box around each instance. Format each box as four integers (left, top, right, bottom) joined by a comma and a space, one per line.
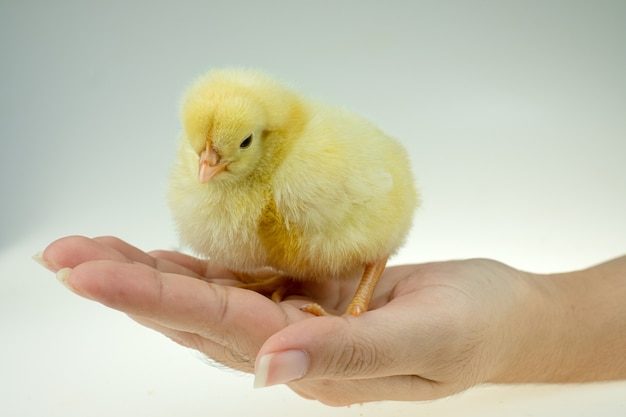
36, 236, 538, 406
36, 235, 314, 373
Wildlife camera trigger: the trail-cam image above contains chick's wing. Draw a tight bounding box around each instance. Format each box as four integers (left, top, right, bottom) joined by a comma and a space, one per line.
271, 109, 396, 232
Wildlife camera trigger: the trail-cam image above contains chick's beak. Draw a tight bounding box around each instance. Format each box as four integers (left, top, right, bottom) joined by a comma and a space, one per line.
198, 143, 228, 183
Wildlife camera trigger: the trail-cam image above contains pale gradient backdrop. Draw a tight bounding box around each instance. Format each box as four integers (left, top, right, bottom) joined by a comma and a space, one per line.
1, 1, 625, 416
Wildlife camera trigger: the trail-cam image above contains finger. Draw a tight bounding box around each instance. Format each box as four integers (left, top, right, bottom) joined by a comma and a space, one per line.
148, 250, 238, 281
148, 250, 209, 275
41, 235, 130, 271
61, 260, 298, 351
42, 235, 156, 271
92, 237, 206, 278
93, 235, 157, 266
254, 310, 469, 403
41, 235, 204, 280
254, 302, 460, 386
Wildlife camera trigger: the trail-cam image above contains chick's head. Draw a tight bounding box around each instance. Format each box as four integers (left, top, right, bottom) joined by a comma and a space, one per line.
182, 92, 266, 183
180, 69, 303, 184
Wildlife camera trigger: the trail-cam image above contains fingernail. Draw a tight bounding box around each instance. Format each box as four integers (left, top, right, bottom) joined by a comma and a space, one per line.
254, 350, 308, 388
32, 251, 55, 271
55, 267, 74, 289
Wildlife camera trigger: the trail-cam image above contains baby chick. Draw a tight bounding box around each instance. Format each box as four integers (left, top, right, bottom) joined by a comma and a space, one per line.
168, 69, 418, 316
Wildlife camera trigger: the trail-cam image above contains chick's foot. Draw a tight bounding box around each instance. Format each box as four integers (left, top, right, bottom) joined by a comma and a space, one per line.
236, 274, 299, 303
299, 302, 332, 316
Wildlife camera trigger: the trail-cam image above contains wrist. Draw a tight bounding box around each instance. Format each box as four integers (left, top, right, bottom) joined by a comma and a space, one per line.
491, 257, 626, 384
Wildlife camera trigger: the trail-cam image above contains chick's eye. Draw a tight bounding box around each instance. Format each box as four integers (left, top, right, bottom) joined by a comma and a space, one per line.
240, 134, 253, 149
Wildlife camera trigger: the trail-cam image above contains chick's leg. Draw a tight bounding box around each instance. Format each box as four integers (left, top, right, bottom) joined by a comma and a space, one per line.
300, 257, 388, 317
345, 257, 388, 316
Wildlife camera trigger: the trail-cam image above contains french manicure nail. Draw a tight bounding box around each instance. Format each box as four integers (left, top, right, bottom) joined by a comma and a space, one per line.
55, 267, 74, 289
254, 350, 308, 388
32, 251, 55, 271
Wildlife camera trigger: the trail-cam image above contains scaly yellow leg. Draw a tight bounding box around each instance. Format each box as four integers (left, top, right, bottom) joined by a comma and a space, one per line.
345, 257, 388, 316
300, 257, 388, 317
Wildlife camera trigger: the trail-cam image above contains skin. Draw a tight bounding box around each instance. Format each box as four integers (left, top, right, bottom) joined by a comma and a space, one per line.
37, 235, 626, 407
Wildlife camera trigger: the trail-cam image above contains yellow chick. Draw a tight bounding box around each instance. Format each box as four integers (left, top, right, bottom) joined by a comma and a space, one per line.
168, 69, 418, 315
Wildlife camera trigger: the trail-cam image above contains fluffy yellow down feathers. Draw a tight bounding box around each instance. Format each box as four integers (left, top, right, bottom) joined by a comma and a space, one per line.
168, 69, 418, 315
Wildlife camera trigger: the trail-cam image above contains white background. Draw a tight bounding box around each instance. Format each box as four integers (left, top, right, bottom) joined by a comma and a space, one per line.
1, 1, 625, 416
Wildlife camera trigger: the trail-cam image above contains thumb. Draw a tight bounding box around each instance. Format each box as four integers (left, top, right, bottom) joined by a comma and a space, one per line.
253, 313, 411, 388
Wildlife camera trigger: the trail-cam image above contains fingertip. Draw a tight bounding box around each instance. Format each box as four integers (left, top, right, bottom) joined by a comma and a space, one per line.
257, 312, 404, 382
254, 349, 309, 388
55, 267, 75, 290
32, 251, 57, 272
39, 235, 102, 270
253, 353, 271, 388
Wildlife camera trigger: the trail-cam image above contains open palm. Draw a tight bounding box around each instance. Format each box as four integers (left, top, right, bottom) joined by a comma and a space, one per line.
40, 235, 529, 405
